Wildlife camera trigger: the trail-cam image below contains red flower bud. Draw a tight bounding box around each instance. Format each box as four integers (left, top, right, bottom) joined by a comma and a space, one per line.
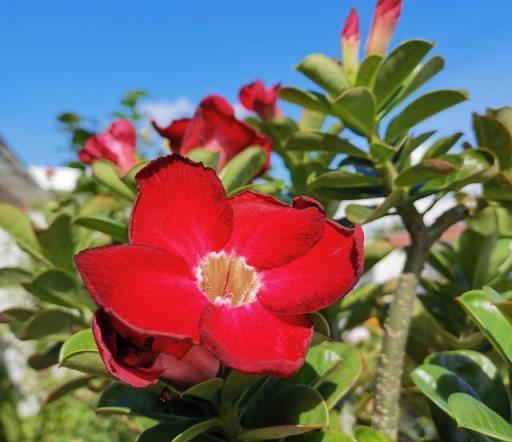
341, 9, 360, 81
366, 0, 402, 54
152, 95, 272, 171
239, 80, 282, 121
79, 120, 137, 174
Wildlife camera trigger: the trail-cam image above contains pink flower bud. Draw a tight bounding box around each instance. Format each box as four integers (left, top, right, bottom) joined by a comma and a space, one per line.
366, 0, 402, 55
341, 8, 360, 81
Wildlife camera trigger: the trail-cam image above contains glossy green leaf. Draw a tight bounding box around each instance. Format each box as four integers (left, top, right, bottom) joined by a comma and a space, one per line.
171, 418, 221, 442
59, 329, 109, 378
37, 215, 75, 270
395, 158, 459, 187
448, 393, 512, 442
182, 378, 223, 403
46, 375, 92, 404
423, 132, 463, 160
285, 131, 367, 158
296, 54, 350, 96
458, 289, 512, 364
28, 342, 62, 370
0, 267, 31, 288
473, 114, 512, 169
395, 131, 436, 170
373, 40, 434, 107
97, 383, 200, 423
0, 307, 36, 323
309, 312, 331, 340
187, 148, 220, 169
386, 90, 468, 142
0, 203, 47, 263
299, 109, 326, 132
370, 141, 396, 162
137, 421, 198, 442
240, 385, 329, 440
220, 146, 266, 194
74, 215, 128, 242
355, 54, 382, 88
288, 430, 356, 441
309, 171, 381, 190
221, 370, 263, 405
332, 88, 376, 137
279, 87, 331, 114
19, 309, 82, 341
346, 191, 403, 224
383, 56, 445, 114
121, 161, 148, 190
354, 426, 393, 442
91, 159, 135, 200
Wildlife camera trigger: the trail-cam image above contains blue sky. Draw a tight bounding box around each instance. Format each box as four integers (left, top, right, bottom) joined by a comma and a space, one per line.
1, 0, 511, 166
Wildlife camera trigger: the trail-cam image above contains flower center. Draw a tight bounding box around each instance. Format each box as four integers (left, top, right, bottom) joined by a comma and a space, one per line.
197, 252, 260, 307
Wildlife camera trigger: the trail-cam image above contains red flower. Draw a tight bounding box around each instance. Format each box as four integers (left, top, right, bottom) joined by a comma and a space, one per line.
79, 120, 137, 174
93, 310, 219, 387
239, 80, 282, 121
366, 0, 402, 54
341, 9, 360, 81
75, 155, 363, 379
152, 96, 271, 170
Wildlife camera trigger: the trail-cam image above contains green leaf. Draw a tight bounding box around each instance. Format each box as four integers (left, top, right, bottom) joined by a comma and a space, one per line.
473, 114, 512, 169
279, 87, 331, 114
0, 267, 31, 288
285, 132, 368, 158
370, 141, 396, 162
220, 147, 266, 194
457, 289, 512, 365
59, 329, 109, 378
363, 240, 394, 271
448, 393, 512, 442
296, 54, 350, 97
91, 160, 135, 200
19, 309, 83, 340
37, 215, 74, 271
182, 378, 223, 403
0, 203, 47, 263
423, 132, 463, 160
289, 342, 362, 409
383, 56, 445, 114
332, 88, 376, 137
395, 158, 460, 187
309, 312, 331, 340
187, 148, 220, 169
309, 171, 381, 190
171, 418, 222, 442
46, 375, 92, 404
355, 55, 383, 88
74, 215, 128, 242
240, 385, 329, 440
97, 383, 200, 423
288, 430, 357, 441
354, 426, 393, 442
23, 269, 87, 309
396, 131, 436, 170
346, 191, 403, 224
386, 90, 468, 142
28, 342, 62, 370
299, 110, 326, 132
137, 421, 199, 442
221, 371, 263, 406
373, 40, 434, 107
0, 307, 36, 323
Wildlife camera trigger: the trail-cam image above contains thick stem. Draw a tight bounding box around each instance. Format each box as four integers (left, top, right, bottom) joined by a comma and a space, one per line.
372, 203, 469, 439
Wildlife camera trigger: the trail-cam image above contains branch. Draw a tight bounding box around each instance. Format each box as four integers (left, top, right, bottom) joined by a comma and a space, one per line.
429, 204, 469, 241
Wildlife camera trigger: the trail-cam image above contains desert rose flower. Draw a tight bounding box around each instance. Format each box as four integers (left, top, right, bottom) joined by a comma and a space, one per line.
79, 120, 137, 174
93, 310, 219, 387
366, 0, 402, 54
75, 155, 363, 378
152, 95, 271, 170
341, 9, 360, 81
239, 80, 282, 121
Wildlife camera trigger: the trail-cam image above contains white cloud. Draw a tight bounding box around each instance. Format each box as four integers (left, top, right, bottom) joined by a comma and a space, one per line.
140, 97, 195, 125
233, 102, 252, 120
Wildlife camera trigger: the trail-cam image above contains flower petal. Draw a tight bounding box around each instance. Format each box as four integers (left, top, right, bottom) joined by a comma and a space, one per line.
92, 311, 160, 388
130, 155, 233, 268
159, 345, 220, 385
152, 118, 191, 152
200, 302, 313, 377
75, 245, 208, 342
258, 197, 364, 314
224, 192, 324, 269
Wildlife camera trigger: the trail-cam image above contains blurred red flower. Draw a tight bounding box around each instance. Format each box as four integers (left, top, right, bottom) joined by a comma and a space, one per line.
239, 80, 282, 121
